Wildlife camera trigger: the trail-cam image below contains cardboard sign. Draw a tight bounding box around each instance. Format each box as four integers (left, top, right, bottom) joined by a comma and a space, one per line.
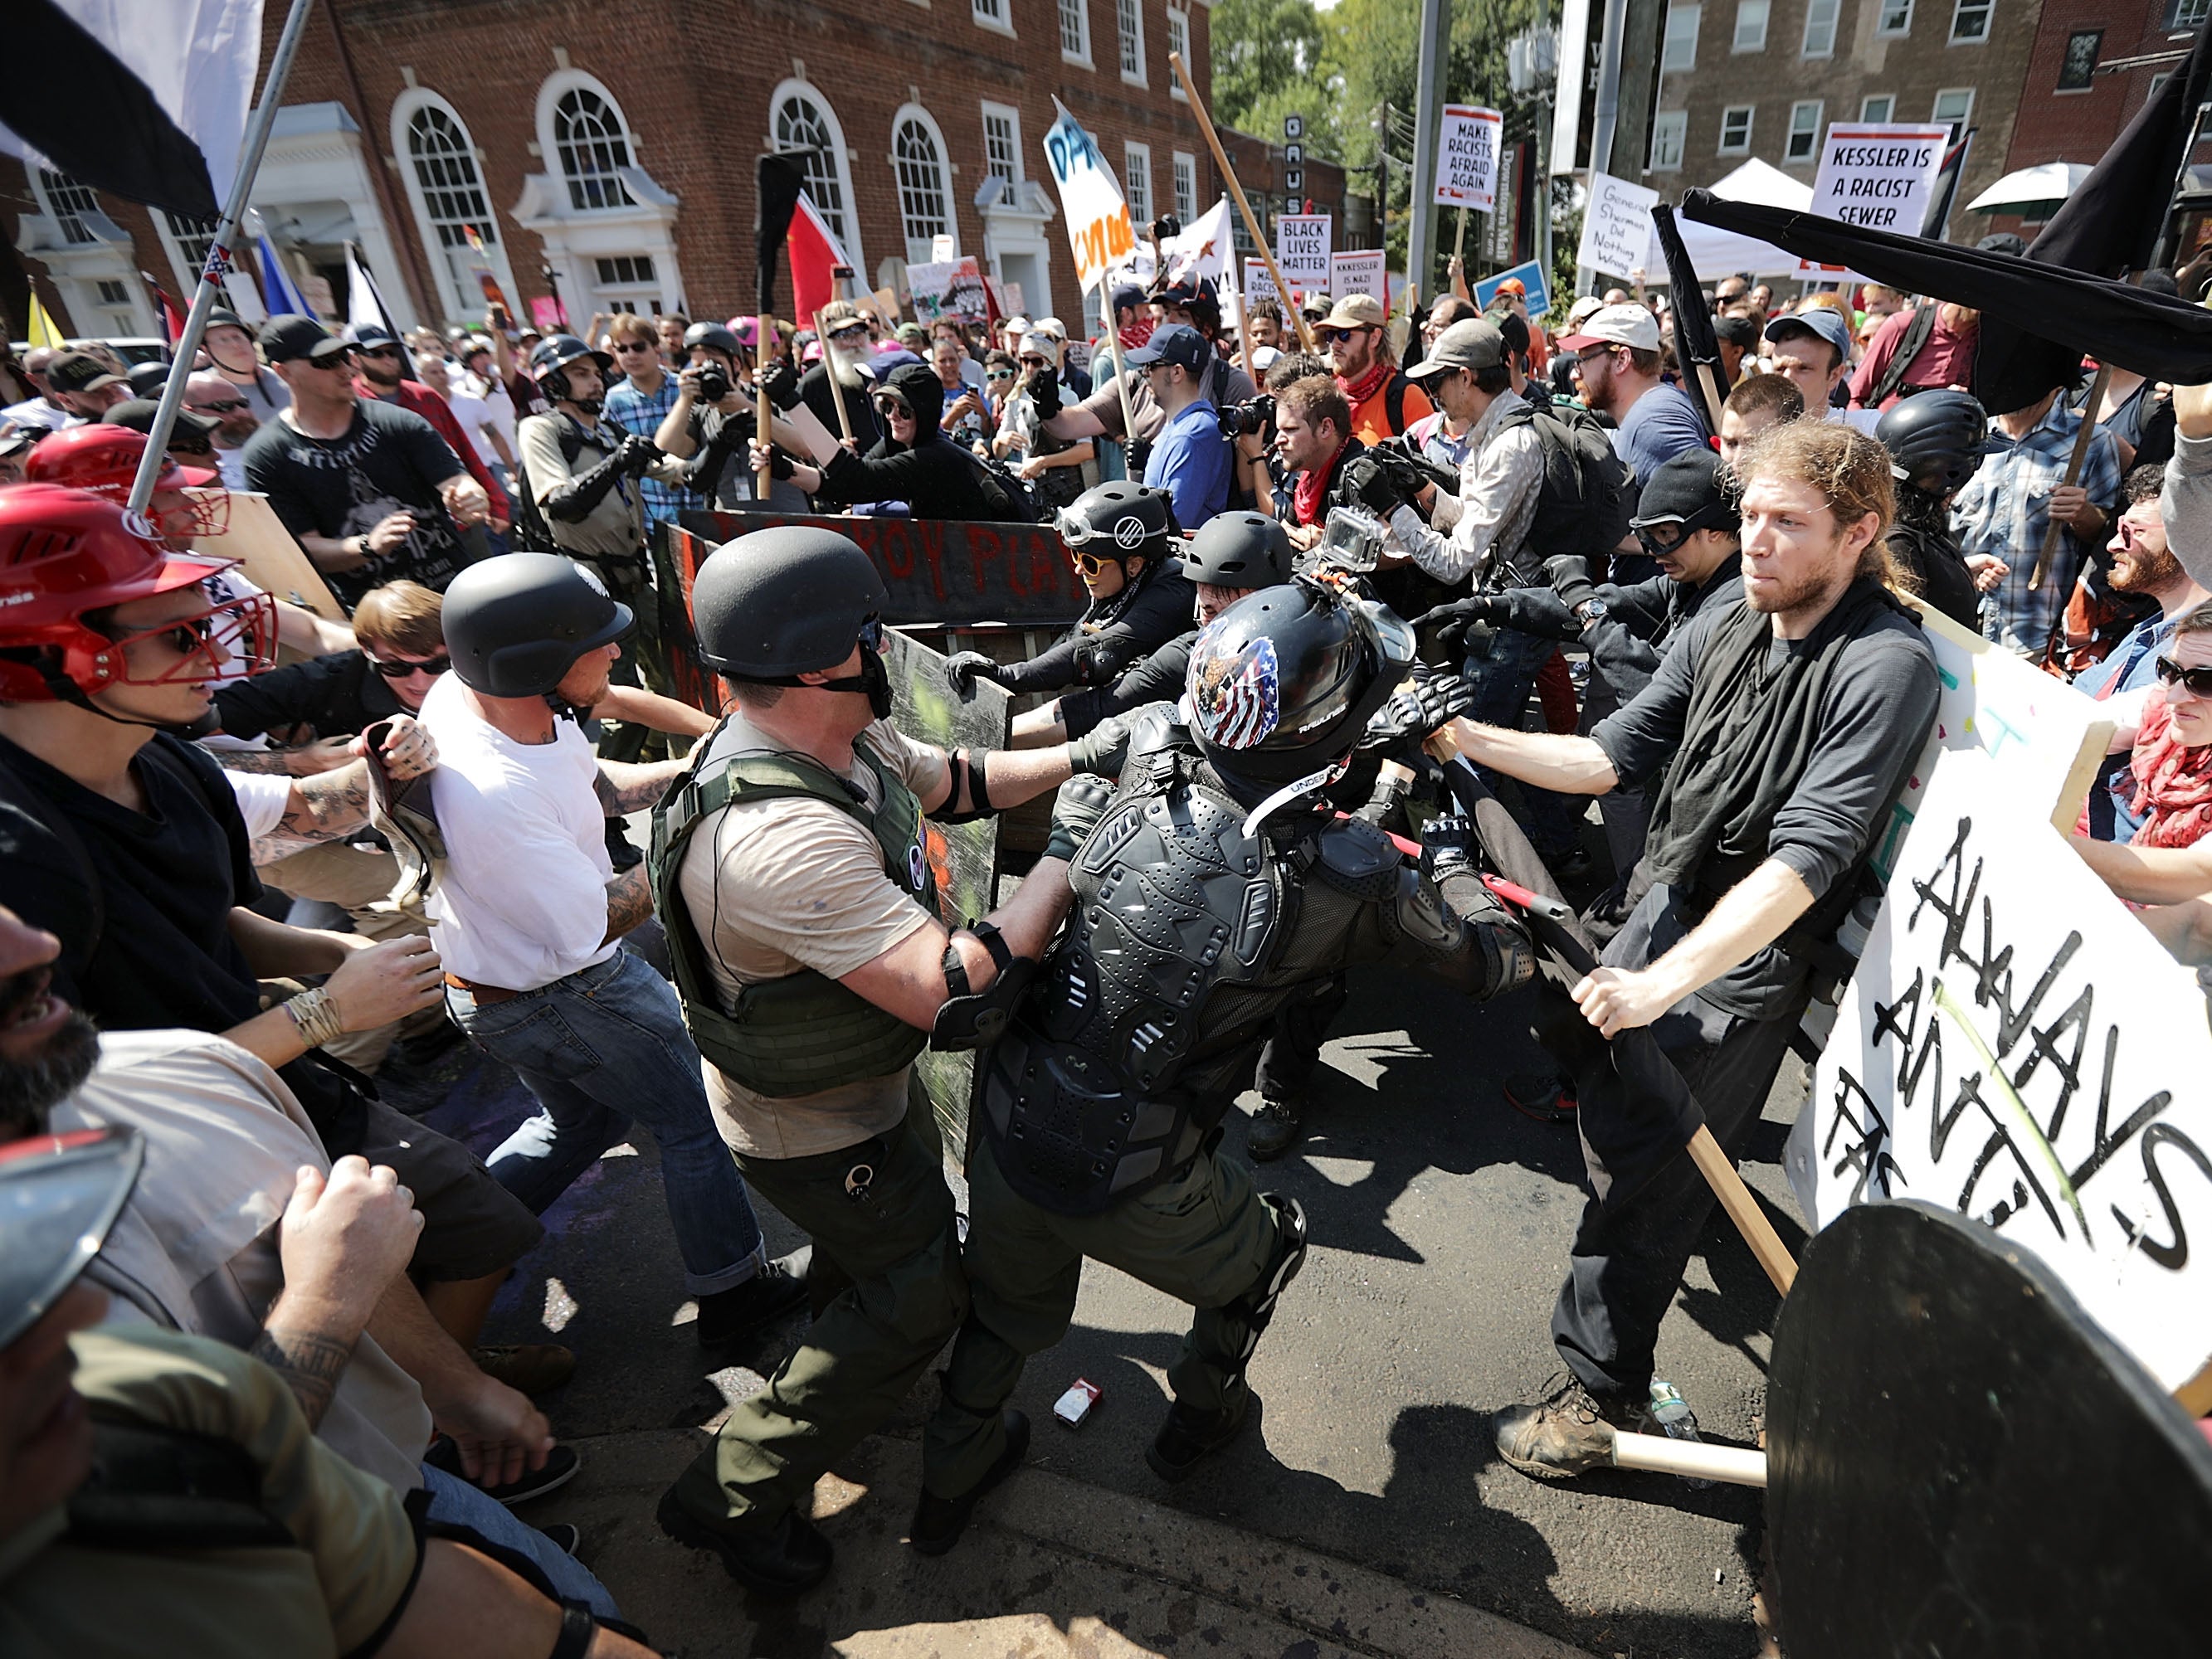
1042, 98, 1138, 292
1242, 258, 1282, 309
1576, 170, 1659, 281
198, 492, 343, 621
1274, 213, 1333, 297
1792, 752, 2212, 1392
1435, 105, 1505, 211
1798, 123, 1950, 279
909, 256, 987, 324
1328, 248, 1387, 304
1473, 258, 1551, 320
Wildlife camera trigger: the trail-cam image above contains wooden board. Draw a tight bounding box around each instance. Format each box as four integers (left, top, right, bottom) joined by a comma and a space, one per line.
195, 490, 345, 621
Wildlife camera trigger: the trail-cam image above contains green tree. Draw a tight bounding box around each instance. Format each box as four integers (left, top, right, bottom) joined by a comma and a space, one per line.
1213, 0, 1340, 158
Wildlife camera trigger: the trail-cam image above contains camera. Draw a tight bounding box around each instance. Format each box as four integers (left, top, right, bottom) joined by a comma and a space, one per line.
1311, 505, 1390, 575
695, 363, 732, 405
1151, 213, 1182, 242
1218, 395, 1274, 440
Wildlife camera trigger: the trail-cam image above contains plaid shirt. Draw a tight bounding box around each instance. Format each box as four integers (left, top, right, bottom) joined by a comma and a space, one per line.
1950, 397, 2122, 657
603, 370, 703, 524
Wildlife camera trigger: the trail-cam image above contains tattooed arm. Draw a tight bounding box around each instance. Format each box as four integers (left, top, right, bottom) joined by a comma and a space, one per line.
593, 755, 689, 815
246, 716, 440, 859
255, 1157, 425, 1428
602, 864, 657, 945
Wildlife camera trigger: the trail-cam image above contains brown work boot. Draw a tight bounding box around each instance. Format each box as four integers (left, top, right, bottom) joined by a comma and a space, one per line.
471, 1343, 577, 1395
1493, 1372, 1650, 1481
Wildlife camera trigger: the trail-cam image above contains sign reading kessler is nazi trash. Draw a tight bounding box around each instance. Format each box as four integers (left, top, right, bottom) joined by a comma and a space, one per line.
1434, 105, 1504, 211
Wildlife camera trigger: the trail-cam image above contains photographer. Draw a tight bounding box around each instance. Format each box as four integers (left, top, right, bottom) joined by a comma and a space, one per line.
517, 334, 689, 765
994, 330, 1094, 512
653, 323, 808, 511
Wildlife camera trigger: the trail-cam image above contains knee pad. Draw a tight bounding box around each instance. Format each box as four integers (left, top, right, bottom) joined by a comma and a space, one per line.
1225, 1195, 1309, 1367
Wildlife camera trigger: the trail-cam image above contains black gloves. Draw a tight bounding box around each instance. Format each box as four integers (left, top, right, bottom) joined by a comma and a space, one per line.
1030, 367, 1063, 421
543, 450, 630, 523
1043, 773, 1118, 863
1423, 812, 1479, 883
1066, 700, 1169, 776
944, 650, 1003, 697
1411, 593, 1504, 659
1361, 669, 1475, 752
759, 361, 802, 412
1342, 454, 1407, 518
1126, 435, 1152, 477
766, 446, 797, 481
1546, 555, 1599, 615
614, 432, 661, 478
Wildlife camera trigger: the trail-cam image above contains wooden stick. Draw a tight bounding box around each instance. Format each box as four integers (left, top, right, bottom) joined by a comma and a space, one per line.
1454, 205, 1469, 265
1692, 360, 1727, 436
755, 310, 775, 499
1099, 279, 1143, 477
2175, 1354, 2212, 1418
1687, 1124, 1798, 1295
1167, 50, 1315, 355
811, 308, 856, 449
1609, 1429, 1768, 1488
2029, 362, 2112, 591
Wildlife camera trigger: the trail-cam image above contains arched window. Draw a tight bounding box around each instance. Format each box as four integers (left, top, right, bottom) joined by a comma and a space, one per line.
406, 105, 498, 249
37, 170, 102, 245
553, 86, 636, 211
772, 83, 855, 250
893, 107, 950, 264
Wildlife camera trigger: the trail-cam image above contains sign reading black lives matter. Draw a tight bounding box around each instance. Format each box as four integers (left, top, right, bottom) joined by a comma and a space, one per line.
1274, 213, 1332, 299
1798, 745, 2212, 1389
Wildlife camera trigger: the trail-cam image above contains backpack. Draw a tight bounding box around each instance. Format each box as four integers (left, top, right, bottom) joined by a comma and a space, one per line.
509, 412, 636, 553
1497, 401, 1637, 564
1867, 302, 1940, 407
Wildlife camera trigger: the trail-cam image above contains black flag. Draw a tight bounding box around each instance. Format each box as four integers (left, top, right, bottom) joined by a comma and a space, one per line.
1652, 204, 1723, 438
1919, 127, 1975, 241
755, 153, 807, 320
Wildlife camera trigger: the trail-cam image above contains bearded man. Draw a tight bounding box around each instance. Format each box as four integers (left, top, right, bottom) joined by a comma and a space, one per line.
798, 301, 885, 453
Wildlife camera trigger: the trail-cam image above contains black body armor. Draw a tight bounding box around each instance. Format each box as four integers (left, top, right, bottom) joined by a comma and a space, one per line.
977, 708, 1530, 1216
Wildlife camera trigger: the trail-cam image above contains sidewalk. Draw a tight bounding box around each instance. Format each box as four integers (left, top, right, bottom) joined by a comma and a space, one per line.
536, 1424, 1593, 1659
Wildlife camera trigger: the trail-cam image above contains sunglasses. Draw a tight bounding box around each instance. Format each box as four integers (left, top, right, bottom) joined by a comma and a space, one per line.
858, 615, 885, 653
1019, 357, 1050, 369
872, 396, 911, 417
2155, 655, 2212, 697
1322, 328, 1371, 345
987, 368, 1015, 382
612, 341, 655, 353
358, 345, 402, 360
193, 397, 250, 414
367, 651, 451, 679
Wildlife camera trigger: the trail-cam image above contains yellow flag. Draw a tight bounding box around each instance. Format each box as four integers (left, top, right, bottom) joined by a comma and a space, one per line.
25, 293, 64, 348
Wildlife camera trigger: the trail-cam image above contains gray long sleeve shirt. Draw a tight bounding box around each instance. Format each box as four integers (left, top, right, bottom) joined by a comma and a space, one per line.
2162, 430, 2212, 592
1383, 389, 1545, 588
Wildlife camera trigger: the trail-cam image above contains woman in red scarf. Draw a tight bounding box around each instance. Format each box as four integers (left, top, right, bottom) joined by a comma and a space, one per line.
2072, 604, 2212, 907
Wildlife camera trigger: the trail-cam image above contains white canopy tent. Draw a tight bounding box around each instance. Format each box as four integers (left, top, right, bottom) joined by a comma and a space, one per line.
1662, 158, 1814, 280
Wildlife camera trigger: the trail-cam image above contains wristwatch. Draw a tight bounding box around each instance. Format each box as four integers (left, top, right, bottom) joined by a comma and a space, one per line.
1573, 596, 1609, 626
941, 917, 1011, 1000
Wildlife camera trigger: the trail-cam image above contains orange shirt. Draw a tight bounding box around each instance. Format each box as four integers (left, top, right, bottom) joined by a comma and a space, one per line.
1344, 375, 1433, 447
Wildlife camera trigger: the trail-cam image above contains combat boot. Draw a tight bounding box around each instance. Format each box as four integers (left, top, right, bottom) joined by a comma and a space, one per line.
1493, 1372, 1654, 1480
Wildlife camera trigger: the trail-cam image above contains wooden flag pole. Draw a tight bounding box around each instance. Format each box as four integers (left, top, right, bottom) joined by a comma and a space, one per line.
1167, 50, 1315, 356
812, 309, 856, 449
2029, 363, 2113, 592
755, 311, 775, 499
1454, 206, 1469, 266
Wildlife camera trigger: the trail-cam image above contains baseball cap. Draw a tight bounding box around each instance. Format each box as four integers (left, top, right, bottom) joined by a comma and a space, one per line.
1714, 313, 1761, 349
1030, 317, 1069, 342
1496, 277, 1527, 299
46, 351, 128, 397
1565, 295, 1605, 332
259, 316, 352, 365
1559, 302, 1662, 354
1125, 322, 1209, 373
101, 401, 221, 476
1765, 306, 1852, 363
351, 324, 403, 350
1320, 294, 1387, 331
1112, 282, 1148, 314
1630, 449, 1738, 535
1299, 292, 1333, 319
1406, 318, 1506, 380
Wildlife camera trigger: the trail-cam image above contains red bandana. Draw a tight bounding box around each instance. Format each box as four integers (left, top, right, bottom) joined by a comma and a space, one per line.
1335, 355, 1393, 413
1293, 439, 1351, 527
2130, 696, 2212, 849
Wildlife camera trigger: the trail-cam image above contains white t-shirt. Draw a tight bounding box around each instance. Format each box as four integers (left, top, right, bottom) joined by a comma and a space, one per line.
223, 766, 292, 839
446, 388, 505, 468
419, 672, 617, 990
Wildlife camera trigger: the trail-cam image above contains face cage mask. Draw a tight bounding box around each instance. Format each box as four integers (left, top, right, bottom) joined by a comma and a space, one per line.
89, 587, 279, 691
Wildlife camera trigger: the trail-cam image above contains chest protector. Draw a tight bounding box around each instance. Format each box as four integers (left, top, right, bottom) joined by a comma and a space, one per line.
650, 733, 937, 1097
979, 727, 1407, 1216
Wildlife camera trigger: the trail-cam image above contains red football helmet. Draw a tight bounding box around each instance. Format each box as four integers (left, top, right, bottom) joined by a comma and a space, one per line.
22, 424, 231, 542
0, 484, 274, 703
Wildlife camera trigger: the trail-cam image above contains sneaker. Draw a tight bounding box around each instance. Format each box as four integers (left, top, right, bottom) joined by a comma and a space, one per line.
1247, 1096, 1304, 1162
697, 1248, 813, 1365
1146, 1381, 1254, 1481
1503, 1073, 1578, 1125
655, 1489, 834, 1597
909, 1409, 1029, 1556
538, 1522, 582, 1556
1492, 1373, 1649, 1481
422, 1438, 581, 1506
471, 1343, 577, 1396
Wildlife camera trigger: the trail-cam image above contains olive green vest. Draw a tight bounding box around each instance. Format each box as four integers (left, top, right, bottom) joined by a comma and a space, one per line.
650, 732, 937, 1097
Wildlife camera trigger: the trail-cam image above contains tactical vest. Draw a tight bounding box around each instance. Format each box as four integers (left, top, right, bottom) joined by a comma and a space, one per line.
650, 734, 937, 1097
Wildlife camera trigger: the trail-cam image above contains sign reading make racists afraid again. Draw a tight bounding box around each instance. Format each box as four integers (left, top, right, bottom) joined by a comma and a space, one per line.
1434, 105, 1504, 212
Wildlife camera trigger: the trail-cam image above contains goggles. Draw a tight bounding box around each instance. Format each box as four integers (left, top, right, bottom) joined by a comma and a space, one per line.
1630, 503, 1735, 560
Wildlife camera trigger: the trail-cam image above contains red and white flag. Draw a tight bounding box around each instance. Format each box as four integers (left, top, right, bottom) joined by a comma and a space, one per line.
787, 192, 850, 324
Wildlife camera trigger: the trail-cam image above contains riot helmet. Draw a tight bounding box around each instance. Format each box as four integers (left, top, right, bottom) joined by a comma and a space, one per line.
690, 526, 894, 718
684, 321, 743, 360
529, 334, 614, 412
441, 552, 633, 698
1877, 390, 1997, 499
0, 1124, 144, 1350
1055, 481, 1175, 572
1184, 575, 1415, 793
1177, 511, 1294, 591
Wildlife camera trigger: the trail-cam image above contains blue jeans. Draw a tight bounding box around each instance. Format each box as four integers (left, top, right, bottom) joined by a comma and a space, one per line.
448, 949, 764, 1296
421, 1463, 620, 1621
1464, 625, 1583, 860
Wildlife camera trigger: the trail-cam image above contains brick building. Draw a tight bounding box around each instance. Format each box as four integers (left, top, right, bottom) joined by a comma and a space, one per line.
6, 0, 1361, 344
1638, 0, 2044, 244
1995, 0, 2210, 246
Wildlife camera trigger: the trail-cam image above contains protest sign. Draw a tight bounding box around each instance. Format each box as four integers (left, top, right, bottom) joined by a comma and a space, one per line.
909, 256, 987, 324
1797, 123, 1949, 280
1160, 197, 1234, 290
197, 492, 342, 623
1791, 750, 2212, 1392
1474, 258, 1551, 319
1576, 170, 1659, 281
1329, 248, 1386, 304
1434, 105, 1504, 211
1243, 258, 1281, 309
1042, 98, 1138, 292
1275, 213, 1332, 297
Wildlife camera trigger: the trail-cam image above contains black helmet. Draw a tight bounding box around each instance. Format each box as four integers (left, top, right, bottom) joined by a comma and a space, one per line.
207, 307, 246, 332
1185, 576, 1415, 789
0, 1123, 143, 1350
684, 321, 743, 359
1177, 511, 1294, 590
529, 333, 613, 406
441, 552, 633, 698
690, 525, 887, 678
1055, 481, 1175, 564
1877, 389, 1995, 498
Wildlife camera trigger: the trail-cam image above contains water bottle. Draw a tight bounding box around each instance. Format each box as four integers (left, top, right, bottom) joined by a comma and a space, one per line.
1649, 1378, 1714, 1490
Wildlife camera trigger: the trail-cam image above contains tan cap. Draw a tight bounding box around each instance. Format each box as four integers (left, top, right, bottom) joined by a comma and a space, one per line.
1319, 293, 1388, 331
1406, 318, 1506, 379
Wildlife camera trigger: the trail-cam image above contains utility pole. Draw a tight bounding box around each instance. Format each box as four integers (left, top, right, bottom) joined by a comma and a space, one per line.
1405, 0, 1452, 298
1375, 102, 1389, 270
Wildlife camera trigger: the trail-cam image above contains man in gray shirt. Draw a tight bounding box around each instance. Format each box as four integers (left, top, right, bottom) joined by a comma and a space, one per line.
1449, 421, 1940, 1481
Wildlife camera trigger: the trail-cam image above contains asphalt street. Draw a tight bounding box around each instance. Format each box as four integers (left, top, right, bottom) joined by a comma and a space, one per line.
414, 947, 1807, 1659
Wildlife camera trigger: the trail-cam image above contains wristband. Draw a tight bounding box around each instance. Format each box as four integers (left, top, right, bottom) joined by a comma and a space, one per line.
284, 986, 346, 1048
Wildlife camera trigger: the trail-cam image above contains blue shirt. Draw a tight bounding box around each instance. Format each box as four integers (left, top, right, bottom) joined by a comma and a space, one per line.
2075, 608, 2180, 841
1950, 399, 2122, 657
1144, 398, 1230, 530
602, 372, 703, 524
1614, 382, 1709, 489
